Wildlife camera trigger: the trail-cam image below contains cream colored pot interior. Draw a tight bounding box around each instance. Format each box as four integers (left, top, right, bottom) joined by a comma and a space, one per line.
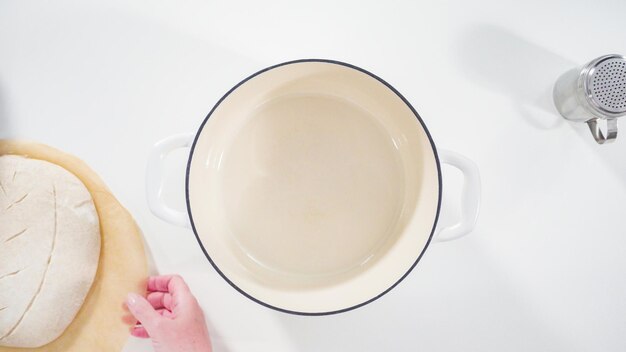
188, 61, 440, 314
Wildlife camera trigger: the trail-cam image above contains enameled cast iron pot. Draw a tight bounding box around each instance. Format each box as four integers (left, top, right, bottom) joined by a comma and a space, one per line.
147, 59, 481, 315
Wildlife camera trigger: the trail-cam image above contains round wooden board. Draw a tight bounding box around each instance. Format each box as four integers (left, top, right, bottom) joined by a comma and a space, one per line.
0, 140, 147, 351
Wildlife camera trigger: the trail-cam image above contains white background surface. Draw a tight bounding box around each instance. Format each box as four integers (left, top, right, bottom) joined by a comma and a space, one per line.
2, 0, 626, 351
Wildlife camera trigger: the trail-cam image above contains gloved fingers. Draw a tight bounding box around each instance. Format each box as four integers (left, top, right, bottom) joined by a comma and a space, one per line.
156, 308, 174, 318
147, 275, 190, 294
130, 325, 150, 339
147, 291, 173, 310
126, 293, 162, 332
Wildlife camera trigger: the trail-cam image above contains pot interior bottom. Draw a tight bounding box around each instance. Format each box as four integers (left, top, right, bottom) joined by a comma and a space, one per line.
219, 93, 407, 282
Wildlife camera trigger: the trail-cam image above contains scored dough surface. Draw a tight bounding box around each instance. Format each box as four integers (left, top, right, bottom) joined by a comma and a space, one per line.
0, 155, 100, 348
0, 140, 147, 352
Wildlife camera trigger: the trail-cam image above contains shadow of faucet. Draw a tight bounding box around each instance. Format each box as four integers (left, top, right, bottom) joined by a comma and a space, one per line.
456, 24, 577, 130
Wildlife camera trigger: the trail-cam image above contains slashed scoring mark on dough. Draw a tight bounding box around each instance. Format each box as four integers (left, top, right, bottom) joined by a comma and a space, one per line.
4, 228, 27, 243
0, 306, 6, 312
0, 268, 24, 281
0, 185, 58, 342
6, 157, 20, 187
5, 192, 29, 211
0, 181, 7, 197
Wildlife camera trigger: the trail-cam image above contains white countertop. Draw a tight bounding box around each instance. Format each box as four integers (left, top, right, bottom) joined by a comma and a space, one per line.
2, 1, 626, 351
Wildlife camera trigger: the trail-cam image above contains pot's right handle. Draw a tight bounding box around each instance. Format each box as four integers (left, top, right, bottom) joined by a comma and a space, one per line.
146, 133, 195, 228
434, 150, 481, 242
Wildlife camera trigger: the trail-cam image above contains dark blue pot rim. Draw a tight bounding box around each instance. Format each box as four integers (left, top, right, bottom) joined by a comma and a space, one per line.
184, 59, 443, 316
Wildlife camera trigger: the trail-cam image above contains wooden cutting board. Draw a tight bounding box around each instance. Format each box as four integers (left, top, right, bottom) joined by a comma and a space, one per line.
0, 140, 147, 351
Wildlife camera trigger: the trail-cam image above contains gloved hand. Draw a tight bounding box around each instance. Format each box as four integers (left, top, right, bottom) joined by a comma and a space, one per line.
126, 275, 212, 352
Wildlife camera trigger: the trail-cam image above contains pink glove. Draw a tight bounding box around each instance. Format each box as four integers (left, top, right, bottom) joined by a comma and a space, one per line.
125, 275, 212, 352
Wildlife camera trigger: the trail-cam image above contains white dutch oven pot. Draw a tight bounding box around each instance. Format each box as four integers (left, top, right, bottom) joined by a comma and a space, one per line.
147, 59, 480, 315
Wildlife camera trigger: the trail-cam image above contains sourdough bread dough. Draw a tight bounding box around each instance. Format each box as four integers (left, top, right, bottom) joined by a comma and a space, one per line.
0, 155, 100, 348
0, 140, 147, 352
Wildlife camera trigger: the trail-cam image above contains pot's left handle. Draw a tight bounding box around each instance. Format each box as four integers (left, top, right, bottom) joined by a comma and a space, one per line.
146, 133, 194, 228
